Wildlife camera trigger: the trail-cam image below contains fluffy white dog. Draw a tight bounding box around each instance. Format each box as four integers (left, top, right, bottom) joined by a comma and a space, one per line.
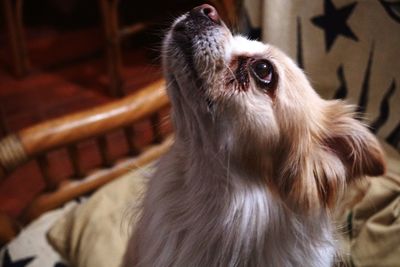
123, 4, 385, 267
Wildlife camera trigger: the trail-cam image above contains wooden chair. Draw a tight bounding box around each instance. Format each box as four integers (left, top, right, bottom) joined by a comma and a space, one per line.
97, 0, 150, 97
0, 79, 172, 246
0, 108, 8, 137
1, 0, 239, 97
0, 0, 241, 247
0, 0, 149, 97
1, 0, 29, 78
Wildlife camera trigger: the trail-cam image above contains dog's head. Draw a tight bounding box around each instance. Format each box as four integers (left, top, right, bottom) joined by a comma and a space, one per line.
163, 5, 385, 211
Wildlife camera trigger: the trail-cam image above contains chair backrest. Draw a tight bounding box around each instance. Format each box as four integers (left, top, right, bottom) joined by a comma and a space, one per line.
0, 79, 172, 237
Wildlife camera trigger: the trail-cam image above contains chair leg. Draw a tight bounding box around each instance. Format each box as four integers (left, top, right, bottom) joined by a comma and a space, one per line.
0, 107, 8, 138
2, 0, 30, 78
98, 0, 124, 98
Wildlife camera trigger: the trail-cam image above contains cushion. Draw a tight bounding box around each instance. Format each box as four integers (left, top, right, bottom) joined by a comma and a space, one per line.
47, 165, 153, 267
0, 200, 79, 267
337, 141, 400, 266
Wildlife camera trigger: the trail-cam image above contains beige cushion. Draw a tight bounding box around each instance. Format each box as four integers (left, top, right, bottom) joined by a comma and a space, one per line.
48, 142, 400, 267
337, 141, 400, 266
47, 165, 153, 267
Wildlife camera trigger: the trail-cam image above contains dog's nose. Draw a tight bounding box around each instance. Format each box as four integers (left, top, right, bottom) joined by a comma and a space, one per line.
192, 4, 221, 24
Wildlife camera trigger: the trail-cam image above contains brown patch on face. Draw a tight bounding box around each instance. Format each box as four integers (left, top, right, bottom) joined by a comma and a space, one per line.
226, 56, 250, 91
313, 159, 341, 209
235, 57, 250, 90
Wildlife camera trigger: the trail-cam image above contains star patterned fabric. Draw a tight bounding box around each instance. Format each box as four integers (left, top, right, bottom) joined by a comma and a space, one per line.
311, 0, 358, 52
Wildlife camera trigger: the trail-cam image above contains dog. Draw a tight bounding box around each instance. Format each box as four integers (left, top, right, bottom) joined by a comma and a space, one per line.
123, 4, 385, 267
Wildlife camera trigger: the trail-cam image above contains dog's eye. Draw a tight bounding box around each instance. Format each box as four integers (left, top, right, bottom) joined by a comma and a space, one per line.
250, 60, 273, 86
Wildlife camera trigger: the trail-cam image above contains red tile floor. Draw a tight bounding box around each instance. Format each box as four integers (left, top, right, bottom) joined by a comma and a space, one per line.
0, 26, 164, 218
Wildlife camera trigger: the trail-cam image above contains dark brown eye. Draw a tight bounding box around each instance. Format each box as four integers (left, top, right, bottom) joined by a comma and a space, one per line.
250, 60, 273, 86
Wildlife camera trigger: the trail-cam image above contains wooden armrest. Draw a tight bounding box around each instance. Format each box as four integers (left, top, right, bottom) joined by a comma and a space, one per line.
22, 135, 173, 223
0, 79, 169, 180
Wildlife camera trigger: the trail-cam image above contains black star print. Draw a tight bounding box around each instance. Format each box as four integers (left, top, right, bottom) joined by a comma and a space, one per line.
379, 0, 400, 23
2, 248, 35, 267
311, 0, 359, 52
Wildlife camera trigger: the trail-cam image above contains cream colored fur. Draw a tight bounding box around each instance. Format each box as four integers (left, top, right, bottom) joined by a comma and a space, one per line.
123, 9, 385, 267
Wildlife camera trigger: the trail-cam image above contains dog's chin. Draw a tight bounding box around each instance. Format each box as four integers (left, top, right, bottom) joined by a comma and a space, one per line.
163, 11, 231, 104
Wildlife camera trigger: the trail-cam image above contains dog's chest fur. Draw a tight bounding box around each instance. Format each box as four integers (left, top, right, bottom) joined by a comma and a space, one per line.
133, 146, 335, 267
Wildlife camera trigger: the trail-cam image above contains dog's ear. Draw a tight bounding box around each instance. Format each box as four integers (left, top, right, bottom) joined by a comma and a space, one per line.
322, 101, 386, 180
278, 101, 386, 210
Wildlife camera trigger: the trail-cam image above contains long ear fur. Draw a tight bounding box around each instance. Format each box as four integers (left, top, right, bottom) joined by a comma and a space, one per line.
322, 101, 386, 179
278, 101, 386, 211
313, 101, 386, 208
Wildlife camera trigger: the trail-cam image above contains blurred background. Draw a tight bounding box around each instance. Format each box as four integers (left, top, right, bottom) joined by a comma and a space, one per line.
0, 0, 240, 218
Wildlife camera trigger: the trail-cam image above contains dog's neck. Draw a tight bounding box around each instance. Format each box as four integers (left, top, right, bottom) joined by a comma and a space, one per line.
162, 130, 336, 267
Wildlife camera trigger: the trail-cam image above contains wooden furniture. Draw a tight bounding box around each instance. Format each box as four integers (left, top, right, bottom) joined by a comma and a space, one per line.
1, 0, 29, 78
0, 79, 172, 246
98, 0, 149, 97
0, 108, 8, 137
0, 0, 241, 247
97, 0, 240, 97
0, 0, 149, 97
1, 0, 239, 97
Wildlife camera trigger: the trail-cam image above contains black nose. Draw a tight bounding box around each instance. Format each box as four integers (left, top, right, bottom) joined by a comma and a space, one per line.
192, 4, 221, 24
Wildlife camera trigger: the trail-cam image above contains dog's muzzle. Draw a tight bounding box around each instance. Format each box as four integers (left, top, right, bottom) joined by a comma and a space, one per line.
165, 4, 230, 103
